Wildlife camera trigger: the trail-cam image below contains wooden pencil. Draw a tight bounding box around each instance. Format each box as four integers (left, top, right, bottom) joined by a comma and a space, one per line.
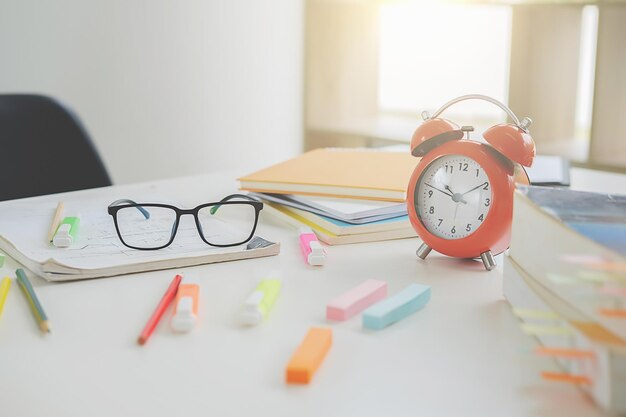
47, 201, 65, 242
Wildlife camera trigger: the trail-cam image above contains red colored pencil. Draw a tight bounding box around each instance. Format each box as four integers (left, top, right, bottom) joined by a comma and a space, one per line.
137, 274, 183, 345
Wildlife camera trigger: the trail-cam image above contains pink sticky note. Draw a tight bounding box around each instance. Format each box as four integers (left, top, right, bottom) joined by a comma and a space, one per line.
560, 254, 610, 265
598, 286, 626, 298
589, 262, 626, 273
326, 279, 387, 321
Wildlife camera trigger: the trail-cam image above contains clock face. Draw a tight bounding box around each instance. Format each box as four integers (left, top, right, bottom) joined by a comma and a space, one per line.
415, 154, 492, 240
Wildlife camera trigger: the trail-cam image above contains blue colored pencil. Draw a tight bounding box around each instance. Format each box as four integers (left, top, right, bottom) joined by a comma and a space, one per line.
16, 268, 50, 333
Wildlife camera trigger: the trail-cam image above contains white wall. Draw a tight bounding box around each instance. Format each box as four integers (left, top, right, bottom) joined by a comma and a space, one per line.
0, 0, 304, 184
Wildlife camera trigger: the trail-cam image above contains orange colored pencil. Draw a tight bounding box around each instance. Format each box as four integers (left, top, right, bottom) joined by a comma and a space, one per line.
137, 274, 182, 345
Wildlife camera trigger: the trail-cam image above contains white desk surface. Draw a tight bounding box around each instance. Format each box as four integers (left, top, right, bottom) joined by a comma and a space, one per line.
1, 167, 623, 417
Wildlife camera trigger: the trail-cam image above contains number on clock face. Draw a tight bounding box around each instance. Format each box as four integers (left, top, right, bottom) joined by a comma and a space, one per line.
415, 154, 492, 239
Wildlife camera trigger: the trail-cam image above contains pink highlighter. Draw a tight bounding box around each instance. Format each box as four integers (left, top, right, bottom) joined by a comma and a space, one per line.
299, 227, 326, 266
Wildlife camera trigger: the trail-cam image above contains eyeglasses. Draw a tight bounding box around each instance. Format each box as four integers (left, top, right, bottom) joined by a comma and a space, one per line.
107, 194, 263, 250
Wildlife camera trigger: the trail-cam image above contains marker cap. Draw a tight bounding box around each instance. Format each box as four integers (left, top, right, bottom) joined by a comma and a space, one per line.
171, 297, 197, 332
53, 217, 80, 248
171, 284, 199, 333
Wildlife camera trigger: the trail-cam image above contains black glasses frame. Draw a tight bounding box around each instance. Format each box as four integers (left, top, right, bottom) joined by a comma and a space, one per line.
107, 194, 263, 250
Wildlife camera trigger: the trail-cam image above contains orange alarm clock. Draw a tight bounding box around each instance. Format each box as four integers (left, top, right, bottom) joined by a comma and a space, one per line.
406, 94, 535, 271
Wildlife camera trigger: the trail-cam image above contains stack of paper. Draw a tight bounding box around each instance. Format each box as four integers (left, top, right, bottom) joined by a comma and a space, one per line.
504, 185, 626, 413
240, 149, 418, 245
249, 192, 407, 223
239, 148, 418, 202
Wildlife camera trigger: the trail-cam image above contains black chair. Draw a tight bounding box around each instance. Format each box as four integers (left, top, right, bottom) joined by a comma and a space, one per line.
0, 94, 112, 201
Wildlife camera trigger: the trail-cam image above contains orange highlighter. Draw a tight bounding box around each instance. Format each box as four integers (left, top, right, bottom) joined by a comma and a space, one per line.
286, 327, 333, 384
171, 284, 199, 333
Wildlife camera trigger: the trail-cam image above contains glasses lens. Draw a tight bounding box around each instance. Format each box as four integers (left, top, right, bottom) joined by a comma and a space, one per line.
197, 203, 257, 246
115, 205, 177, 249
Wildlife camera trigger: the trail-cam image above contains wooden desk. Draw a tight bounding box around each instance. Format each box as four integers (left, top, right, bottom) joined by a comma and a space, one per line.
1, 168, 622, 417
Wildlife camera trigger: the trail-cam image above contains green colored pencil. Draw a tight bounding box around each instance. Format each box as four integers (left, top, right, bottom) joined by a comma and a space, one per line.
16, 269, 50, 333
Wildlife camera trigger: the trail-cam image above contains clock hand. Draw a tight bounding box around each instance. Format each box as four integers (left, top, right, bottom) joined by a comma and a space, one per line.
425, 183, 454, 198
444, 185, 468, 205
462, 182, 489, 196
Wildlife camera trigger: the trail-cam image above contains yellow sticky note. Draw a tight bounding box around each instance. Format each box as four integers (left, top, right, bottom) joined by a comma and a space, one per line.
513, 308, 560, 320
521, 324, 573, 336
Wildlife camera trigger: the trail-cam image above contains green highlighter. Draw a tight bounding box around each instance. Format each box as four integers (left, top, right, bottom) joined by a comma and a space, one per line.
52, 217, 80, 248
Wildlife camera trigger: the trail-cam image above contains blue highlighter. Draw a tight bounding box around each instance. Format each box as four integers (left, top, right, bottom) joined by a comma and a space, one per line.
362, 283, 431, 330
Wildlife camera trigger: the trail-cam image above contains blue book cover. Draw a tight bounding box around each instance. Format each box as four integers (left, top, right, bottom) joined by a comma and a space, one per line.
519, 186, 626, 257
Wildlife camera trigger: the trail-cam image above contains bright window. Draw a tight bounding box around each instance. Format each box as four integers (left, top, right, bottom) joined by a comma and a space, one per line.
379, 3, 512, 124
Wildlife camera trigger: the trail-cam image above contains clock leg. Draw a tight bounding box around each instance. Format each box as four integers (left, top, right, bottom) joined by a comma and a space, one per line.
480, 250, 497, 271
416, 243, 432, 260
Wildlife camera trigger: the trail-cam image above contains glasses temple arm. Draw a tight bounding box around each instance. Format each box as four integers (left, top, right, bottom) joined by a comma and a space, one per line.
108, 199, 151, 219
209, 194, 260, 215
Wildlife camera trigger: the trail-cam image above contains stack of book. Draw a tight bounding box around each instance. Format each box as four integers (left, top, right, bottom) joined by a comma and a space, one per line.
238, 148, 420, 245
504, 185, 626, 413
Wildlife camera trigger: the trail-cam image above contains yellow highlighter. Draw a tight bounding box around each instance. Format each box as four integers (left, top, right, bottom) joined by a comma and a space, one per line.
0, 277, 10, 318
240, 271, 282, 326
